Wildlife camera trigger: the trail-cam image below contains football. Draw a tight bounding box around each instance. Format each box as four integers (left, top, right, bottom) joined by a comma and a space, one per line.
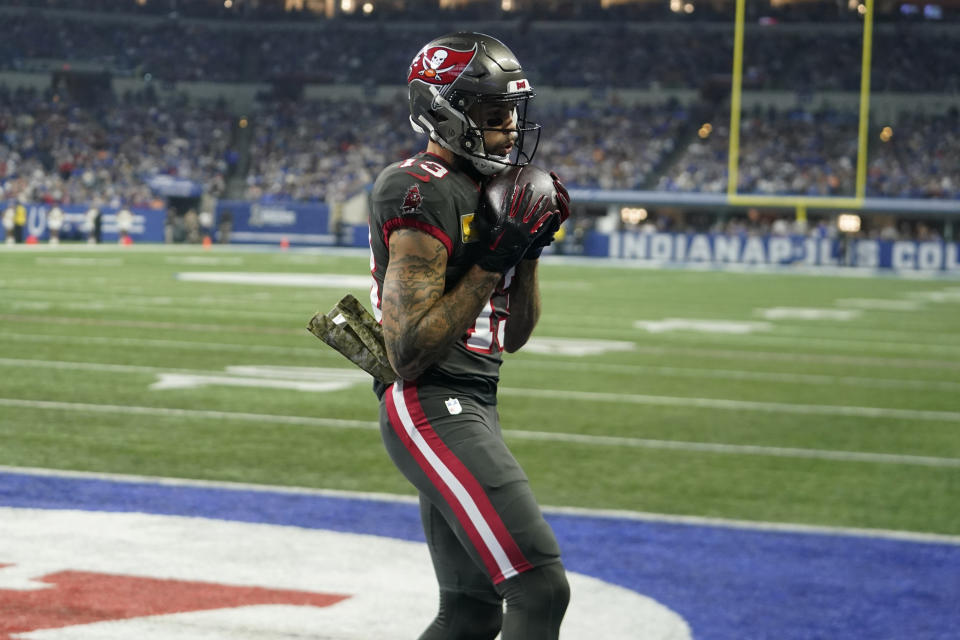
480, 164, 559, 228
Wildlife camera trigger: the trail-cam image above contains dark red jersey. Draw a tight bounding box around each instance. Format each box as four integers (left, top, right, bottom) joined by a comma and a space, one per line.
368, 152, 514, 403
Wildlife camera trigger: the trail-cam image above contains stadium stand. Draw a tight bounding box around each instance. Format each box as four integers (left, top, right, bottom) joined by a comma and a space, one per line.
0, 86, 231, 207
0, 0, 957, 247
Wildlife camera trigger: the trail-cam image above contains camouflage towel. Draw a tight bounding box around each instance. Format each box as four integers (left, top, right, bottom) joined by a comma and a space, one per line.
307, 294, 397, 385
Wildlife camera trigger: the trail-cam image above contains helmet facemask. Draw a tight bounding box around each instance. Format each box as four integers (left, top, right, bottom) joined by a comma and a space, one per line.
457, 93, 540, 176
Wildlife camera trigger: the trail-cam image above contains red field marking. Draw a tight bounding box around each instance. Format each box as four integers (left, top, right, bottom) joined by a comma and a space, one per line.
0, 566, 349, 638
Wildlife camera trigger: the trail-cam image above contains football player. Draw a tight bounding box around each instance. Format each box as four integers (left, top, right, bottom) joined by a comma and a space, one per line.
368, 32, 570, 640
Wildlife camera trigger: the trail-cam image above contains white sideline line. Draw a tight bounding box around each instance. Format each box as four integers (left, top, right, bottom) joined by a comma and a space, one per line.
3, 355, 956, 395
501, 387, 960, 422
2, 330, 959, 371
2, 398, 959, 469
1, 465, 958, 547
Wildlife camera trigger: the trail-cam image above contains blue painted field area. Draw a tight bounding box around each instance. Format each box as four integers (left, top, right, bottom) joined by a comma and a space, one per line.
1, 470, 958, 640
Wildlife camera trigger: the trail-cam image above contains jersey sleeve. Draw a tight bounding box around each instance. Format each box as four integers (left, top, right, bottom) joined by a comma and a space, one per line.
370, 168, 459, 257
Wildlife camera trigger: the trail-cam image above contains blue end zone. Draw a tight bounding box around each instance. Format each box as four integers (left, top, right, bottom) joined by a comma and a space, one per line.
2, 471, 958, 639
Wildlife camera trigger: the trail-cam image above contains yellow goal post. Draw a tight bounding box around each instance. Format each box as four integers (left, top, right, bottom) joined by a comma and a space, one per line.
726, 0, 875, 215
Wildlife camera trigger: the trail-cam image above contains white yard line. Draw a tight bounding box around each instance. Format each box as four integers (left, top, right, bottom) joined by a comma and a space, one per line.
0, 286, 281, 308
1, 397, 958, 468
2, 355, 955, 394
2, 330, 959, 371
571, 324, 960, 356
770, 324, 960, 343
0, 296, 303, 322
0, 332, 326, 357
509, 359, 960, 392
2, 302, 957, 355
500, 387, 960, 422
0, 398, 375, 430
0, 313, 300, 336
1, 464, 958, 546
609, 343, 960, 370
0, 358, 347, 377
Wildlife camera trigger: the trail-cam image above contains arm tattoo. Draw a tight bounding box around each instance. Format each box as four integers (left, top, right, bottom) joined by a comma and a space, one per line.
382, 229, 499, 379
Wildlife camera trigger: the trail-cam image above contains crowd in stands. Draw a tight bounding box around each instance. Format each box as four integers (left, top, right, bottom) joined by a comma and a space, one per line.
0, 86, 232, 208
659, 107, 860, 196
1, 8, 959, 92
2, 82, 957, 209
0, 11, 246, 82
243, 97, 694, 202
3, 0, 957, 23
537, 99, 691, 190
659, 105, 959, 199
868, 110, 960, 199
0, 2, 955, 249
244, 97, 959, 201
245, 99, 418, 203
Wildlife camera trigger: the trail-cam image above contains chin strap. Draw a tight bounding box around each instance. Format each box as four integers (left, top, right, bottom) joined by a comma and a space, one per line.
469, 153, 510, 176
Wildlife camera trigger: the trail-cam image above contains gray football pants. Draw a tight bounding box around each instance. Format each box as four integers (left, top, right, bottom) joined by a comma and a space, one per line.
380, 379, 569, 639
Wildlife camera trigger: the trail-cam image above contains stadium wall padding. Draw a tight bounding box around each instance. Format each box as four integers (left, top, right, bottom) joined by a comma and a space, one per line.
215, 200, 337, 246
6, 201, 960, 270
5, 204, 165, 244
585, 231, 960, 271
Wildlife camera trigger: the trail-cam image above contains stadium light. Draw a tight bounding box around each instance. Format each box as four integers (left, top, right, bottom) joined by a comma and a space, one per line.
502, 0, 514, 11
621, 207, 648, 225
837, 214, 862, 233
362, 1, 373, 12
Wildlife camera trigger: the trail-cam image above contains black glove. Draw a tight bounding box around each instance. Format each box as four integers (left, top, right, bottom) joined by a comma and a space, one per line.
525, 171, 571, 260
475, 165, 561, 273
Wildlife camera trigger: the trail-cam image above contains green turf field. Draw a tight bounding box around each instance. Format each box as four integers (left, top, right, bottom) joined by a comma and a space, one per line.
1, 246, 958, 535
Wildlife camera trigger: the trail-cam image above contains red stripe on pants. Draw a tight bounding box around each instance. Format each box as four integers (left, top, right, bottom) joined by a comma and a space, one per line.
385, 381, 532, 584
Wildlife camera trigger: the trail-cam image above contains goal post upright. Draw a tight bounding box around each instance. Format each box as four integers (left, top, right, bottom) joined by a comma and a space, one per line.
855, 0, 875, 201
726, 0, 746, 200
725, 0, 875, 211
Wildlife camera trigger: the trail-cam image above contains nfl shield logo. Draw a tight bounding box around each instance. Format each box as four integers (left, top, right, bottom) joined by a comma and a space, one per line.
445, 397, 463, 415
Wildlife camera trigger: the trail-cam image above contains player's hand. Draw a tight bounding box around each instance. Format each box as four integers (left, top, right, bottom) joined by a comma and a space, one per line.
475, 166, 560, 273
524, 171, 571, 260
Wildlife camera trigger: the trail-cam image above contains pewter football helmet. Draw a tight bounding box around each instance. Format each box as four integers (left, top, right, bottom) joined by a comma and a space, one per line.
407, 32, 540, 175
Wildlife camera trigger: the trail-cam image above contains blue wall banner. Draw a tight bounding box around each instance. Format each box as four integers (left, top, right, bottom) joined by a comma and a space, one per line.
217, 200, 337, 246
586, 231, 960, 271
2, 203, 165, 243
145, 174, 203, 198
